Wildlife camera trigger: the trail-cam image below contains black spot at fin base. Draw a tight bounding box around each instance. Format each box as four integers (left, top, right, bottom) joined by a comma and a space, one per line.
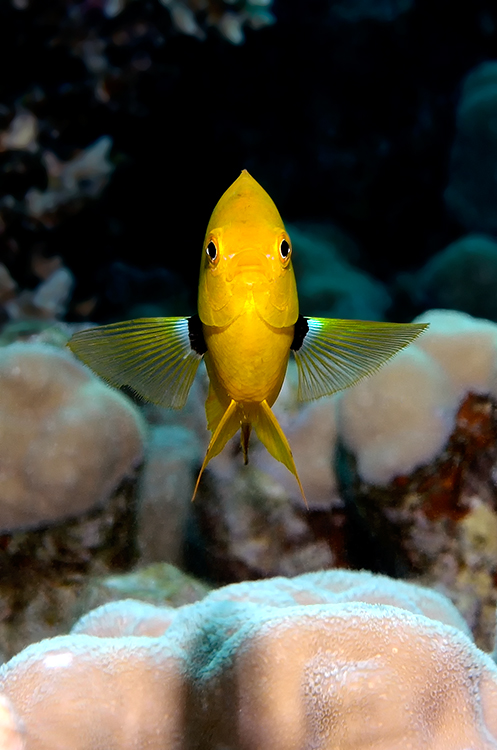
291, 315, 309, 352
188, 314, 208, 355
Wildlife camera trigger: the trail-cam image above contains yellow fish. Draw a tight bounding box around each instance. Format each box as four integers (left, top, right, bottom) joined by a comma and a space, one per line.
68, 171, 427, 503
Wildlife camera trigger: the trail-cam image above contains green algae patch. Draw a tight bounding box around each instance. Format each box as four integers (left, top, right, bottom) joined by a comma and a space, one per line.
78, 563, 211, 616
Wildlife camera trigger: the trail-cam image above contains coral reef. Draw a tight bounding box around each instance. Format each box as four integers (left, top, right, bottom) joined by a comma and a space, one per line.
192, 368, 348, 581
137, 423, 203, 563
2, 0, 494, 302
289, 223, 391, 320
0, 338, 149, 659
25, 137, 115, 224
76, 562, 211, 620
400, 234, 497, 322
338, 309, 497, 485
1, 569, 496, 749
337, 309, 497, 648
330, 0, 413, 23
0, 694, 23, 750
0, 479, 138, 663
0, 342, 145, 532
445, 61, 497, 233
118, 309, 497, 604
74, 0, 275, 46
172, 309, 497, 652
4, 6, 497, 747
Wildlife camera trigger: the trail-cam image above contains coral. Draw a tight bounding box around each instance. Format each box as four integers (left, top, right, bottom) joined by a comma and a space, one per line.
403, 234, 497, 322
0, 694, 24, 750
158, 0, 275, 45
0, 109, 37, 153
338, 389, 497, 646
134, 374, 207, 566
336, 310, 497, 648
0, 479, 139, 663
74, 0, 275, 45
76, 562, 211, 619
338, 342, 456, 485
445, 61, 497, 233
1, 569, 497, 749
330, 0, 413, 23
289, 223, 391, 320
191, 363, 348, 581
0, 342, 145, 532
0, 0, 273, 313
167, 310, 497, 586
71, 598, 176, 637
25, 137, 115, 223
186, 310, 497, 649
337, 309, 497, 485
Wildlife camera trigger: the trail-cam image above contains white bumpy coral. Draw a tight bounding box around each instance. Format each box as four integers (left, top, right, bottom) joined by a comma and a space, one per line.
0, 342, 145, 532
1, 568, 497, 749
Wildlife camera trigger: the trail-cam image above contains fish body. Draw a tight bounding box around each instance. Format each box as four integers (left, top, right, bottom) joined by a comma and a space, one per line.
199, 172, 296, 407
195, 172, 303, 493
201, 174, 295, 402
68, 171, 427, 503
203, 312, 293, 406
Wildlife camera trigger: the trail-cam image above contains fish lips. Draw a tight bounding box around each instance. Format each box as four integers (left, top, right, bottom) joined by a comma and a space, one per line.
225, 249, 276, 282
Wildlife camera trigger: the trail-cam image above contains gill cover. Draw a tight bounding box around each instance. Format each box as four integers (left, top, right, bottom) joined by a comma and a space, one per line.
198, 170, 299, 329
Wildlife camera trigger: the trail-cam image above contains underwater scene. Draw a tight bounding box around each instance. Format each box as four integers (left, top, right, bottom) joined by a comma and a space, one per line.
2, 0, 497, 747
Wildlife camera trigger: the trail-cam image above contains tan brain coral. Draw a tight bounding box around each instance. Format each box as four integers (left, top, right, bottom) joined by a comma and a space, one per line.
0, 342, 145, 531
1, 569, 497, 749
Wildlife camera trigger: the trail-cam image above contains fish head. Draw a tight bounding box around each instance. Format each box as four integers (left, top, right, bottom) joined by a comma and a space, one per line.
198, 170, 299, 328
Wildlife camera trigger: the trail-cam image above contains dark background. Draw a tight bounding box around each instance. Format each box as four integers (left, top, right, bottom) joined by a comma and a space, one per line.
0, 0, 496, 317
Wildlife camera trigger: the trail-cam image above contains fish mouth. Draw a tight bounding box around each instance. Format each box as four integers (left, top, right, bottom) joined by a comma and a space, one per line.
227, 249, 273, 281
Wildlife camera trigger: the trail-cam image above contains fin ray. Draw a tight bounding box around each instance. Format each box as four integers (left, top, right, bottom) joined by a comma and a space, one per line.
293, 318, 428, 401
193, 399, 240, 499
205, 381, 227, 434
252, 400, 307, 505
68, 317, 203, 409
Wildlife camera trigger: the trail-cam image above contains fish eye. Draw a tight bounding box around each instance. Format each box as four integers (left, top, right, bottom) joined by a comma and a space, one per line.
206, 241, 218, 262
279, 239, 291, 261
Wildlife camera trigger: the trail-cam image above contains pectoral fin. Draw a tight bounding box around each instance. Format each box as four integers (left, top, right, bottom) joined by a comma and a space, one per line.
68, 316, 205, 409
292, 316, 428, 402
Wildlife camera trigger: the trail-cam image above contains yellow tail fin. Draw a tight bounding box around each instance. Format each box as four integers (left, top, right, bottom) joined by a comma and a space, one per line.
251, 400, 307, 507
192, 399, 239, 500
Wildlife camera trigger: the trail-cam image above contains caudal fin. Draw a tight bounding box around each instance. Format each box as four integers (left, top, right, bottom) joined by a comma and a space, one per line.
251, 400, 307, 507
192, 399, 239, 500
